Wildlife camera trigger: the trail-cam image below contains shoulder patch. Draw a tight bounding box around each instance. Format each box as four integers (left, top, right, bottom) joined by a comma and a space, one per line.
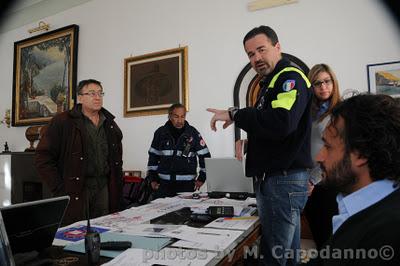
200, 138, 206, 147
282, 80, 296, 91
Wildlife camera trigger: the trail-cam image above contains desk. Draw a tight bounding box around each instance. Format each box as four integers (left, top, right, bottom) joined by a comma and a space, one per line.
53, 196, 260, 265
218, 224, 261, 265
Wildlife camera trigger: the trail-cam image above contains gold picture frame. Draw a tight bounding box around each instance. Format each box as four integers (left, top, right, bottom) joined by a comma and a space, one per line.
124, 46, 188, 117
12, 24, 79, 126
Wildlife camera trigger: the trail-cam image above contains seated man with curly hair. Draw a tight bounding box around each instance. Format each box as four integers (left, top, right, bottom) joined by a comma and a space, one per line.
309, 94, 400, 265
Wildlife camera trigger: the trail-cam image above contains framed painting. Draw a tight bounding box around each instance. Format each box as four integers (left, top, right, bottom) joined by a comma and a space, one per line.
367, 61, 400, 98
12, 24, 79, 126
124, 46, 188, 117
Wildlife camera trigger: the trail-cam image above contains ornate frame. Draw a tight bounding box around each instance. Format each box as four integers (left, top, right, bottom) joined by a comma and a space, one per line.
12, 24, 79, 126
124, 47, 189, 117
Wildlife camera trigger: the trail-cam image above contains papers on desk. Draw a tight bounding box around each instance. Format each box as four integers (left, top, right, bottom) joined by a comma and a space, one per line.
162, 225, 242, 252
102, 247, 218, 266
190, 197, 253, 213
55, 195, 258, 264
64, 231, 172, 258
122, 224, 182, 238
53, 223, 112, 246
90, 199, 190, 229
177, 192, 208, 199
205, 216, 259, 231
54, 225, 110, 242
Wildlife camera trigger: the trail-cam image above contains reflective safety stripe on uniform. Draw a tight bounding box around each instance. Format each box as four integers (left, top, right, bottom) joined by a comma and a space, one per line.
268, 67, 311, 111
149, 147, 174, 156
197, 147, 210, 155
271, 90, 297, 110
268, 67, 311, 89
158, 174, 196, 181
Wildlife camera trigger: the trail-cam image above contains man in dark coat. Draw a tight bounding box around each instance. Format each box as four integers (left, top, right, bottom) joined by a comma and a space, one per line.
35, 79, 123, 225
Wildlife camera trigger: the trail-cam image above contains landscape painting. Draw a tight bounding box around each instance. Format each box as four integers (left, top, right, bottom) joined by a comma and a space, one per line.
12, 25, 79, 126
367, 61, 400, 98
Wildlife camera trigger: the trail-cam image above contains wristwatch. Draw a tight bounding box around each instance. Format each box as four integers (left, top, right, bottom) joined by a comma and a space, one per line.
228, 107, 239, 120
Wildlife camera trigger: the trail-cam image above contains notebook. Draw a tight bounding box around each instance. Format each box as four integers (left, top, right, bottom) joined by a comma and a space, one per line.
205, 158, 254, 193
0, 196, 69, 254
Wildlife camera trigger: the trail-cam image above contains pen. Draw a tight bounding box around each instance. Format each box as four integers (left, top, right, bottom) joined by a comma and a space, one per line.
197, 232, 221, 236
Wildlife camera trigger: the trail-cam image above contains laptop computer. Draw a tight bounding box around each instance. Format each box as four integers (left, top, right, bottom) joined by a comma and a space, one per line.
0, 211, 14, 266
205, 158, 254, 193
0, 196, 69, 254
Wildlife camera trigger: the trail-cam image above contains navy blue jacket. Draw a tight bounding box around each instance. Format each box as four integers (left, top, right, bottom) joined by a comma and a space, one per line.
234, 58, 313, 177
147, 121, 211, 182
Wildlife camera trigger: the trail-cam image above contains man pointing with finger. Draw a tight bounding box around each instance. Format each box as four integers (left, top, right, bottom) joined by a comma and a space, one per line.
208, 25, 313, 265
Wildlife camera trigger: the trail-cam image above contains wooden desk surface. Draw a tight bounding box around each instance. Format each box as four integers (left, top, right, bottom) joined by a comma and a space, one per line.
217, 224, 261, 265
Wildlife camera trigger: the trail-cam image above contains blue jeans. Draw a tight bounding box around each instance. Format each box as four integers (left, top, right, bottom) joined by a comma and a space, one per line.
256, 170, 309, 265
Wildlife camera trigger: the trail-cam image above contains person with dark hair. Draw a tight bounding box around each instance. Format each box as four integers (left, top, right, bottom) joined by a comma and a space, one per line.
310, 94, 400, 265
304, 64, 341, 249
208, 25, 313, 265
146, 103, 211, 198
35, 79, 124, 225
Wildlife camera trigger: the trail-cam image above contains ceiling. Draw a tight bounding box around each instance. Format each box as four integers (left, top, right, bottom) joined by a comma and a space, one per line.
0, 0, 93, 34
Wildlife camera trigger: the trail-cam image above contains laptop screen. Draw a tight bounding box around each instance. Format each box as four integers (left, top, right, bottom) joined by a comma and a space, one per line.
0, 196, 69, 254
0, 212, 14, 266
205, 158, 254, 193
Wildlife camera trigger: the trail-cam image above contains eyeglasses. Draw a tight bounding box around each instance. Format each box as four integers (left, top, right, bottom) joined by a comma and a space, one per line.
313, 79, 332, 88
79, 91, 105, 97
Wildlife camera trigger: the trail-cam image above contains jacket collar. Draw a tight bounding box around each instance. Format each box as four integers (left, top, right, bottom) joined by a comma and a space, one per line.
259, 57, 290, 88
69, 104, 115, 121
164, 120, 190, 130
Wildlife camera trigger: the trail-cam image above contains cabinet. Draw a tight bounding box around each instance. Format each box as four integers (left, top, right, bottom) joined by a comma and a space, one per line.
0, 152, 51, 207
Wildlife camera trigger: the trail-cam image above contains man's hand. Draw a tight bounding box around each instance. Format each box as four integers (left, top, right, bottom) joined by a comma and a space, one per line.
151, 181, 160, 191
235, 139, 247, 161
206, 108, 233, 131
307, 181, 314, 196
194, 180, 204, 190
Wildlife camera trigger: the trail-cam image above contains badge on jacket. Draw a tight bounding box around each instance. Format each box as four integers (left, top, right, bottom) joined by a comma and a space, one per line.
282, 80, 296, 91
200, 138, 206, 147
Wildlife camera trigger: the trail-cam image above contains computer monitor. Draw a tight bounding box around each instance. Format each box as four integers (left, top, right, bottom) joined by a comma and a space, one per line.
0, 196, 69, 254
205, 158, 254, 193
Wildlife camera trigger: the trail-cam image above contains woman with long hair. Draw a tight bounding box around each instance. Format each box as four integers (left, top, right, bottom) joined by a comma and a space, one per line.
305, 63, 341, 249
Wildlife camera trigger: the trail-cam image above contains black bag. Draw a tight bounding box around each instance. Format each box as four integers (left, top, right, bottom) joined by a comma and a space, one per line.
137, 177, 154, 205
123, 176, 154, 207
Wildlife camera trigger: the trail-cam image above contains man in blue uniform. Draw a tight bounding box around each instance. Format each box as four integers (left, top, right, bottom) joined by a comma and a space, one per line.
147, 103, 211, 198
208, 26, 313, 265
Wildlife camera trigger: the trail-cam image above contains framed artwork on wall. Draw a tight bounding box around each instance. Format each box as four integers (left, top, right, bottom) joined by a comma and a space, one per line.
12, 24, 79, 126
367, 61, 400, 98
124, 46, 188, 117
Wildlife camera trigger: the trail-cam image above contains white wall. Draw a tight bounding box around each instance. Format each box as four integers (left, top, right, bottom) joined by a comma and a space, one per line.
0, 0, 399, 175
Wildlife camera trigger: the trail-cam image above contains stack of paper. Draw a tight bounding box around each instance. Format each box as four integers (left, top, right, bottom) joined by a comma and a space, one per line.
205, 216, 259, 231
102, 247, 218, 266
